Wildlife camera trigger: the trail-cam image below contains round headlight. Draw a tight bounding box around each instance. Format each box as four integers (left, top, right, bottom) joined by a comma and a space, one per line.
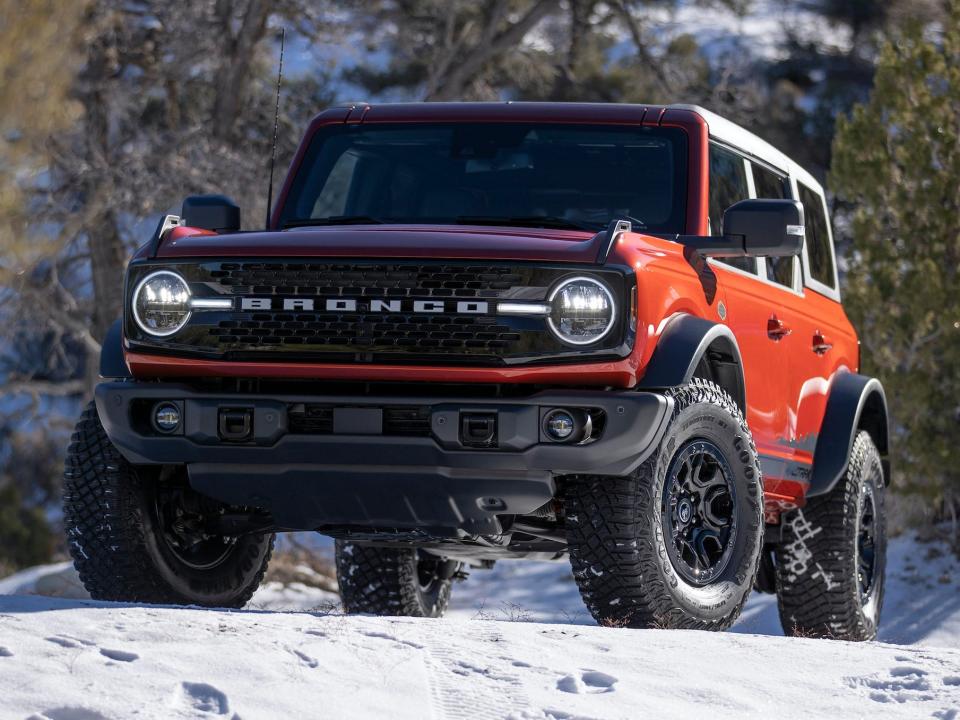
547, 276, 616, 346
132, 271, 191, 337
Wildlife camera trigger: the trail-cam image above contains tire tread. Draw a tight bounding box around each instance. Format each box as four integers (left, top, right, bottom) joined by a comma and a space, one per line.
564, 378, 763, 630
63, 401, 273, 607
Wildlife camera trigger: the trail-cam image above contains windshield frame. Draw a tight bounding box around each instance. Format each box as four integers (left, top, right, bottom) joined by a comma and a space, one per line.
275, 120, 690, 235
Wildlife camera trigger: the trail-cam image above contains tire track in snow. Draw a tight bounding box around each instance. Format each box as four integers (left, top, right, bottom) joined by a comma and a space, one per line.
423, 624, 529, 719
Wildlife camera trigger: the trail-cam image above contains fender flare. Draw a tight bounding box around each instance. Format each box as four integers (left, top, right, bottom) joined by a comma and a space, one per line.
636, 314, 746, 413
99, 319, 132, 379
808, 372, 889, 497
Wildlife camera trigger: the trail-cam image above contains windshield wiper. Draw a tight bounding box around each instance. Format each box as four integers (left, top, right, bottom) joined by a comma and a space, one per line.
454, 215, 602, 232
283, 215, 386, 228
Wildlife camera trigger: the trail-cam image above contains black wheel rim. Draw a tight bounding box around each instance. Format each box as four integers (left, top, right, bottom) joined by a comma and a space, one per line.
416, 550, 445, 594
857, 486, 878, 604
661, 439, 739, 586
152, 485, 236, 571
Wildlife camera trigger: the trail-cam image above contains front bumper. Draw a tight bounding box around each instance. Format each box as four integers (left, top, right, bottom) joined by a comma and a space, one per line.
95, 381, 671, 534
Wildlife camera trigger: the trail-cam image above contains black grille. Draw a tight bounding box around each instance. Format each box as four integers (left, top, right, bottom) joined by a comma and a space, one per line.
287, 404, 432, 436
209, 312, 520, 352
212, 262, 523, 299
125, 259, 632, 365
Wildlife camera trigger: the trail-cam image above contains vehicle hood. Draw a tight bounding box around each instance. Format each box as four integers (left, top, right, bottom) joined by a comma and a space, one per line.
156, 224, 603, 264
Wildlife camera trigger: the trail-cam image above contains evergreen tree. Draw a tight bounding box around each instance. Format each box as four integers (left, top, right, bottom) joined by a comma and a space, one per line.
831, 1, 960, 521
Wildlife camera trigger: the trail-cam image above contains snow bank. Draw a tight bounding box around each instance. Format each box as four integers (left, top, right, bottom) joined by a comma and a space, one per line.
640, 0, 852, 63
1, 534, 958, 718
0, 594, 957, 720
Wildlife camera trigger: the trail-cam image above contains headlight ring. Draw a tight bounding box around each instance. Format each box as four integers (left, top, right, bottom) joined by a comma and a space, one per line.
131, 270, 192, 337
547, 276, 616, 346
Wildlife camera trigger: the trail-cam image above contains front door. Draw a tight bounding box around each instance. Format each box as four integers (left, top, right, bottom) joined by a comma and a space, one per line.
707, 144, 792, 496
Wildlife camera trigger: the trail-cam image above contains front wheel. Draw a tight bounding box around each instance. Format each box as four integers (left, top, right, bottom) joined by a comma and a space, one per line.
775, 431, 886, 641
63, 402, 274, 607
335, 541, 458, 617
564, 379, 763, 630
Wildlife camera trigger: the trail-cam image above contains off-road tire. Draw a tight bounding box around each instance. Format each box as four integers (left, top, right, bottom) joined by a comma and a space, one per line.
335, 541, 453, 617
63, 402, 274, 608
564, 378, 763, 630
775, 431, 886, 641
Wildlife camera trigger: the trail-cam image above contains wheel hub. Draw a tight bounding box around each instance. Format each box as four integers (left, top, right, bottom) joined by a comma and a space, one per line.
661, 440, 739, 586
152, 481, 237, 571
416, 551, 459, 593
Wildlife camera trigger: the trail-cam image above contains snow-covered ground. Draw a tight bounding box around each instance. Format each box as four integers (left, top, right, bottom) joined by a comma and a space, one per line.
1, 534, 958, 719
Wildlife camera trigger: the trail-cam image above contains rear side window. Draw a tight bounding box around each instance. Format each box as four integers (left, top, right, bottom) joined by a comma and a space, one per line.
798, 182, 836, 289
752, 164, 796, 289
709, 144, 754, 274
752, 164, 787, 200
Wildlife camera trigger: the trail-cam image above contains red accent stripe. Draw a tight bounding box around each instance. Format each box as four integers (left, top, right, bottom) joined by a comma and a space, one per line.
124, 351, 640, 386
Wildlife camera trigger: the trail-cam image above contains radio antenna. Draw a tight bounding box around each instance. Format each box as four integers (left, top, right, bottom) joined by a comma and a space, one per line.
265, 27, 285, 230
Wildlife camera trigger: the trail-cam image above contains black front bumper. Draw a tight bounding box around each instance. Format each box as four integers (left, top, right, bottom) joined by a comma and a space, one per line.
95, 381, 671, 534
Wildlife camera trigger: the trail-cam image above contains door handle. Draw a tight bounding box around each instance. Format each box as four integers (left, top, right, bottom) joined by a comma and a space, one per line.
812, 331, 833, 355
767, 315, 792, 341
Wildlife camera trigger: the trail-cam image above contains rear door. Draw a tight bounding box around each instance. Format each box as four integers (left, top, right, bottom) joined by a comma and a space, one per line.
790, 180, 855, 481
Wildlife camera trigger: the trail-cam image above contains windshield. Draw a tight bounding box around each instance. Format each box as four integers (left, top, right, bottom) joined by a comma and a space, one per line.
278, 122, 688, 233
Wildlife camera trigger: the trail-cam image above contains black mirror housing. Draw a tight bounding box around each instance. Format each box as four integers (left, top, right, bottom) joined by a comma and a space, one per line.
181, 194, 241, 233
679, 199, 805, 258
724, 199, 804, 257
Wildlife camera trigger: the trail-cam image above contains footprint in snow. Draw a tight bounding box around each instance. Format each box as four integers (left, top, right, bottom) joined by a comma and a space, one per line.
291, 648, 318, 668
851, 665, 935, 704
31, 708, 109, 720
0, 646, 12, 657
557, 670, 618, 694
100, 648, 139, 663
45, 636, 94, 649
362, 630, 424, 649
178, 682, 231, 716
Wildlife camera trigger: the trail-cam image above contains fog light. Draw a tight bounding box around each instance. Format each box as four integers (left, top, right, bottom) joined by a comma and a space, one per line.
544, 409, 576, 441
154, 402, 181, 433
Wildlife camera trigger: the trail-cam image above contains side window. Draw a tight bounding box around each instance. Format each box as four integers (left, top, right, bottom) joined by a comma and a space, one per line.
752, 163, 787, 200
798, 182, 836, 289
709, 144, 755, 274
751, 163, 796, 289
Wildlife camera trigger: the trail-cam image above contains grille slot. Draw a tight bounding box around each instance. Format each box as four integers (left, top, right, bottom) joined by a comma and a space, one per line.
288, 404, 432, 436
215, 263, 524, 299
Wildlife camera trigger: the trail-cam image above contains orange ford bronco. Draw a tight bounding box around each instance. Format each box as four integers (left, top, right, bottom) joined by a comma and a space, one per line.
65, 103, 889, 640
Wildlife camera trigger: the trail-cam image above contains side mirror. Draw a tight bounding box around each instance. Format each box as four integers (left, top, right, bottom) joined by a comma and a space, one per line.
181, 194, 241, 233
681, 199, 805, 258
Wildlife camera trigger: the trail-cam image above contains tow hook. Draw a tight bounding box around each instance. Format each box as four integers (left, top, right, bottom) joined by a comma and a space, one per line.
218, 408, 253, 442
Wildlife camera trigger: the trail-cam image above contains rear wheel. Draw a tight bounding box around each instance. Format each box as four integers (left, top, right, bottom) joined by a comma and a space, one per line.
63, 402, 274, 607
775, 431, 886, 640
564, 379, 763, 630
335, 541, 457, 617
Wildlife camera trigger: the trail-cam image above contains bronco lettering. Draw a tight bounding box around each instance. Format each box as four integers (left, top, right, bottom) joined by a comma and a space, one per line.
238, 298, 492, 313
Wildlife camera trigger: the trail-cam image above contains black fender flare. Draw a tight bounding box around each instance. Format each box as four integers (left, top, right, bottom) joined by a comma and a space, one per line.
808, 372, 889, 497
99, 319, 132, 379
636, 314, 746, 413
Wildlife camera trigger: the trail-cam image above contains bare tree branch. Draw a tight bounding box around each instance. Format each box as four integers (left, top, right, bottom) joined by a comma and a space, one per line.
426, 0, 559, 100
